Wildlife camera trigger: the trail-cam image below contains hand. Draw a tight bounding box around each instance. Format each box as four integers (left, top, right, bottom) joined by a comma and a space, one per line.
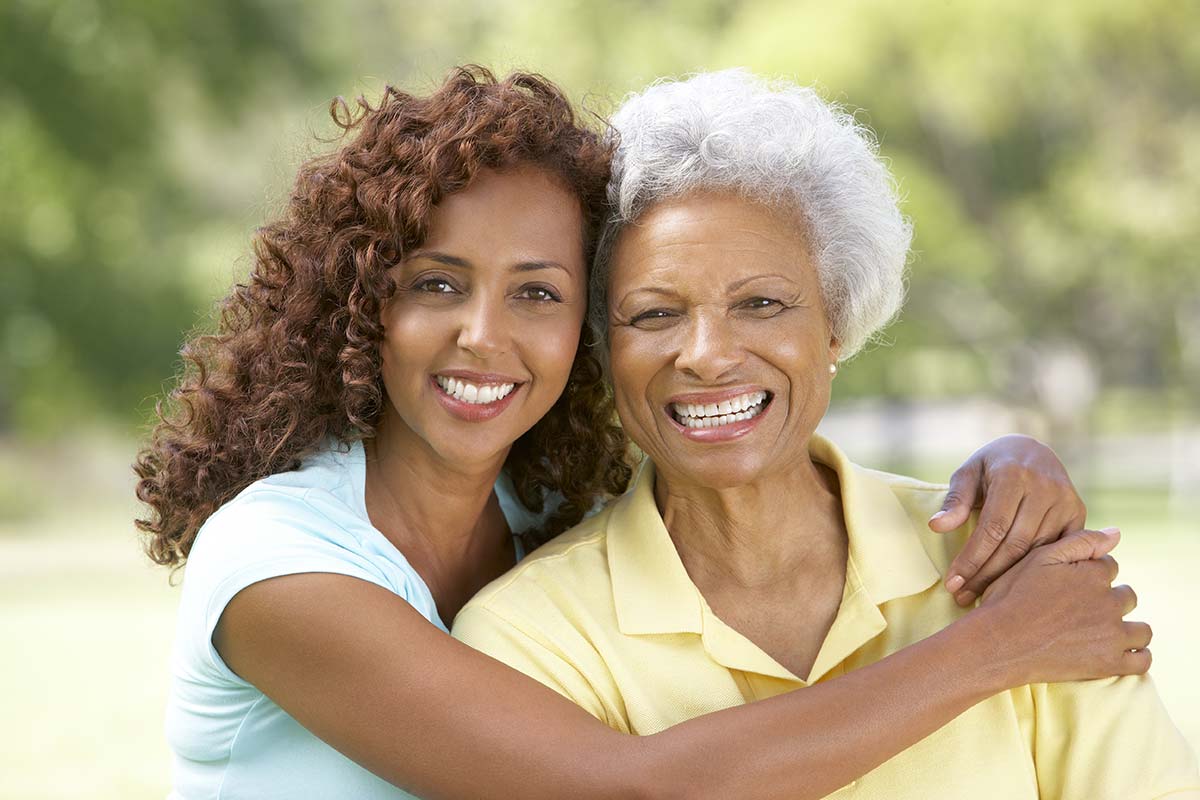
930, 434, 1087, 606
977, 527, 1151, 686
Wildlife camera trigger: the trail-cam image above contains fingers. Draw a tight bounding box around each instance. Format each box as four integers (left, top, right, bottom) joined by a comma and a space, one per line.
1123, 620, 1153, 651
1119, 648, 1153, 675
929, 461, 982, 533
1040, 492, 1087, 561
1108, 593, 1150, 677
1112, 584, 1137, 615
1037, 527, 1121, 565
1030, 503, 1084, 550
1064, 500, 1087, 536
944, 479, 1022, 594
1097, 556, 1120, 585
954, 498, 1050, 605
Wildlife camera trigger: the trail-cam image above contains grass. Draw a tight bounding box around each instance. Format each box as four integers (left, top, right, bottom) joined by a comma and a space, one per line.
2, 481, 1196, 799
0, 503, 177, 799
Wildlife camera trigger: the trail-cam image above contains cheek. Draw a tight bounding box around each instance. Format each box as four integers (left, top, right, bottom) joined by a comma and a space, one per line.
768, 317, 832, 383
376, 304, 461, 421
776, 339, 834, 416
380, 307, 445, 376
523, 313, 584, 391
607, 330, 660, 427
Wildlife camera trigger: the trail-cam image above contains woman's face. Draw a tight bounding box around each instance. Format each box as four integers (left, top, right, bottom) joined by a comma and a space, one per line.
607, 192, 839, 490
379, 164, 587, 469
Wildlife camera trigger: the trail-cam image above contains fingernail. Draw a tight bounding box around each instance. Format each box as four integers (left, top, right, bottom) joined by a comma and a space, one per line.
956, 590, 977, 606
1100, 527, 1120, 536
945, 574, 965, 593
930, 510, 947, 521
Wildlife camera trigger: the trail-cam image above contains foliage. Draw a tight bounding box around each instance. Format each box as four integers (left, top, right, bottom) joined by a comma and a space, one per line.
2, 0, 1196, 435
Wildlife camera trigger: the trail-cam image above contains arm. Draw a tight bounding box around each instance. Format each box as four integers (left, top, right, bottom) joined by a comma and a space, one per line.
216, 529, 1146, 800
930, 434, 1088, 604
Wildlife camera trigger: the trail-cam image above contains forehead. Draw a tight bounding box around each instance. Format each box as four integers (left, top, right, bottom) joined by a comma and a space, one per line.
610, 192, 813, 288
420, 165, 586, 266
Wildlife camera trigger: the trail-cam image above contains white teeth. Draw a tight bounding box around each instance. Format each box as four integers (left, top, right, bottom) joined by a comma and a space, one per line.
671, 391, 770, 429
435, 376, 516, 405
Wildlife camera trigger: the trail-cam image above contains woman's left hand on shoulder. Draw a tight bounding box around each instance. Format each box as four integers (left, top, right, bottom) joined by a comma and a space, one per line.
929, 434, 1089, 606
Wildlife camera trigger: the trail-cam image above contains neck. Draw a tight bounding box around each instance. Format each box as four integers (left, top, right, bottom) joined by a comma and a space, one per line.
654, 449, 847, 590
364, 411, 514, 620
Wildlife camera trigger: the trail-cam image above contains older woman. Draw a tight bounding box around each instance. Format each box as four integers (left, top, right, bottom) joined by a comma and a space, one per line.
453, 71, 1200, 798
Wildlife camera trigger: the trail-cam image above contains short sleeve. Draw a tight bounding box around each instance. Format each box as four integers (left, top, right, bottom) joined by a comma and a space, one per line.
1030, 675, 1200, 799
178, 491, 396, 684
453, 603, 624, 732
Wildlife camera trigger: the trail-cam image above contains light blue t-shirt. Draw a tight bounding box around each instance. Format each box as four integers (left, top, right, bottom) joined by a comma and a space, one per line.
166, 440, 530, 800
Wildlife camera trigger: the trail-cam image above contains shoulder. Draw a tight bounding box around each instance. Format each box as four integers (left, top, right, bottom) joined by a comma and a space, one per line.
838, 458, 967, 573
177, 442, 431, 669
451, 505, 624, 720
171, 449, 445, 690
242, 439, 362, 509
812, 435, 952, 522
189, 440, 368, 567
470, 506, 613, 603
856, 463, 950, 496
1027, 675, 1200, 794
859, 465, 952, 517
180, 489, 385, 650
188, 486, 366, 584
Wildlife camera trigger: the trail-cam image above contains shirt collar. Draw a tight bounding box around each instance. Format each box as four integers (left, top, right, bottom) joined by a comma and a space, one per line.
606, 435, 941, 662
607, 459, 705, 635
809, 435, 942, 607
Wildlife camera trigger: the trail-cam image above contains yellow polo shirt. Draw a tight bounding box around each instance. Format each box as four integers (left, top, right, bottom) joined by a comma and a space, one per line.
453, 436, 1199, 799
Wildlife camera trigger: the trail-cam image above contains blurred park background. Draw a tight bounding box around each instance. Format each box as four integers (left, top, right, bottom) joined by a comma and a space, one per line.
1, 0, 1197, 796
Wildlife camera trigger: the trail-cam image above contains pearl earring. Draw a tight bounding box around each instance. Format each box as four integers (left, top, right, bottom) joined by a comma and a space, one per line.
829, 363, 838, 375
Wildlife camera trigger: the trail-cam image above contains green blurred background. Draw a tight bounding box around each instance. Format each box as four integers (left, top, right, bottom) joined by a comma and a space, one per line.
1, 0, 1197, 796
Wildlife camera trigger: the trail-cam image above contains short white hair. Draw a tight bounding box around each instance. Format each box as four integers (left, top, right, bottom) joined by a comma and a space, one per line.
591, 69, 911, 360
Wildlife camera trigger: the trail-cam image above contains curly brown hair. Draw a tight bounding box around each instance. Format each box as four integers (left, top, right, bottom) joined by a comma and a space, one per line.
135, 66, 632, 569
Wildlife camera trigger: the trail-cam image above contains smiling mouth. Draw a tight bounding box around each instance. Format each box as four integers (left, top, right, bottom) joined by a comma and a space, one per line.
669, 391, 772, 429
434, 375, 518, 405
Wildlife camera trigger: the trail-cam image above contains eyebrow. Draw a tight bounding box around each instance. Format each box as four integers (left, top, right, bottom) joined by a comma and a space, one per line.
618, 274, 798, 303
410, 251, 471, 269
409, 250, 572, 276
725, 273, 800, 292
621, 287, 677, 299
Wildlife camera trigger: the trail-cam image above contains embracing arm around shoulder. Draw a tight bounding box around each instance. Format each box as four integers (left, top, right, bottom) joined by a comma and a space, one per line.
216, 528, 1165, 800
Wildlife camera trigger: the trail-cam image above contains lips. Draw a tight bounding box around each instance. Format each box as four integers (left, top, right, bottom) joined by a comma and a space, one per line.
664, 388, 774, 442
670, 390, 770, 429
431, 372, 524, 422
435, 374, 517, 405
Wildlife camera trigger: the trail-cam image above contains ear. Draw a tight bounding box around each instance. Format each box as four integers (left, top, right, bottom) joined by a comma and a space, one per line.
827, 335, 841, 365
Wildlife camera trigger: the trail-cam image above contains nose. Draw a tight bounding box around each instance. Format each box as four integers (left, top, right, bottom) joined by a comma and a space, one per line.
456, 295, 510, 359
674, 308, 742, 381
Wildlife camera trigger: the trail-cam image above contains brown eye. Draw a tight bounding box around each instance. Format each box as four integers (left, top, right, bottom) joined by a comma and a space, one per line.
739, 297, 784, 316
518, 285, 563, 303
630, 309, 678, 329
745, 297, 778, 309
415, 277, 458, 294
